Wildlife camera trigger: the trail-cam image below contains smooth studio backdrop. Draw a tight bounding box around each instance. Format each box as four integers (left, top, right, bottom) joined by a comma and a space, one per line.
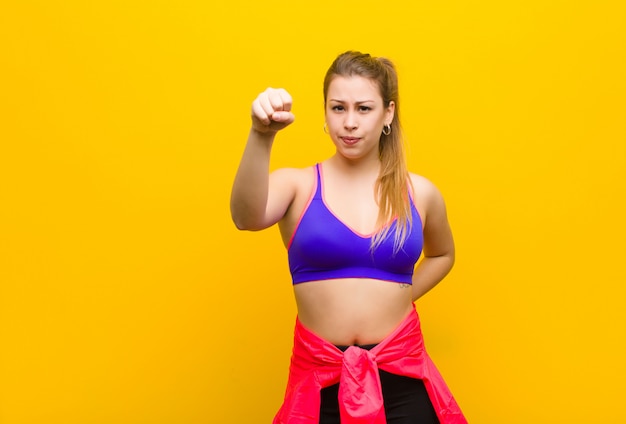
1, 1, 625, 423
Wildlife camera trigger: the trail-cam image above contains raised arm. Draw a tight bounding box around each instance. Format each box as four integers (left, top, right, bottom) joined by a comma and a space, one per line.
411, 175, 456, 301
230, 88, 296, 231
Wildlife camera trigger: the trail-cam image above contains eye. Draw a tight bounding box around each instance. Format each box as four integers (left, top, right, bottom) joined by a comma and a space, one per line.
359, 106, 372, 112
331, 105, 345, 112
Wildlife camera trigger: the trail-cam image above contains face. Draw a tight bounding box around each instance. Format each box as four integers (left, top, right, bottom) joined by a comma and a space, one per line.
325, 76, 395, 161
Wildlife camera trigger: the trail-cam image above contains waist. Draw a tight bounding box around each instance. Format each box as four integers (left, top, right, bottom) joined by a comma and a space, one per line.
294, 278, 414, 345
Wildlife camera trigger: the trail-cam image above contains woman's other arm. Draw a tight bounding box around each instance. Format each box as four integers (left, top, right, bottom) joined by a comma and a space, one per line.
411, 175, 456, 301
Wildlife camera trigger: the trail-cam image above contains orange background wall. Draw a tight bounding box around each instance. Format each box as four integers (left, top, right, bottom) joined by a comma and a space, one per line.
1, 1, 625, 423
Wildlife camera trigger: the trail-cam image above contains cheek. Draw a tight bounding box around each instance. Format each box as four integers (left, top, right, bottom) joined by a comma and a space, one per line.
326, 116, 341, 131
367, 118, 385, 133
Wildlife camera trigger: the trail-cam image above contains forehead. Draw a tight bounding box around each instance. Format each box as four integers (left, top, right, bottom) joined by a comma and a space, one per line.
327, 76, 382, 101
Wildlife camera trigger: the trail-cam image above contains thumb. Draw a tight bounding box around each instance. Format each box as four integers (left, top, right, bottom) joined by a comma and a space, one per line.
271, 111, 295, 125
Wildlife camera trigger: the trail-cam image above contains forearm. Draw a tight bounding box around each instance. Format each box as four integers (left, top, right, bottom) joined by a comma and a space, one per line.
230, 129, 275, 229
411, 254, 455, 302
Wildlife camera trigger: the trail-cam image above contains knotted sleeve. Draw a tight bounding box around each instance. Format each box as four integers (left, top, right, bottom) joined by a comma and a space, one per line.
338, 346, 387, 424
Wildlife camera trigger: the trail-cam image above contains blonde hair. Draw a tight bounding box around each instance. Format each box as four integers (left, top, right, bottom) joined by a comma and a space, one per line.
323, 51, 413, 252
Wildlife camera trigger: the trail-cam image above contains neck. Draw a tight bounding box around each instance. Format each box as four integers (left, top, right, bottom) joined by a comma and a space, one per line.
328, 153, 381, 177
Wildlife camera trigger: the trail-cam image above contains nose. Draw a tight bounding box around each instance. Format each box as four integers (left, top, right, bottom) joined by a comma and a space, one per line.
344, 110, 358, 130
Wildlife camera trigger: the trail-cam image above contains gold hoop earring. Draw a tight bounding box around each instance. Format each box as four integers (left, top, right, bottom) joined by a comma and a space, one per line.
382, 124, 391, 136
323, 123, 329, 134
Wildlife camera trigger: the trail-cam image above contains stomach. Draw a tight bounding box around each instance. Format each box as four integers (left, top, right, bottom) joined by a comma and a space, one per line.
293, 278, 414, 346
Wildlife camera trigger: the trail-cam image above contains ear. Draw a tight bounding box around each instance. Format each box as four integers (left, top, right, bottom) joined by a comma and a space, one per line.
385, 101, 396, 124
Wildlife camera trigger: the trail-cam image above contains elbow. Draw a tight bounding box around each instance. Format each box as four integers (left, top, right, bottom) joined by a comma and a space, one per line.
230, 211, 265, 232
444, 248, 456, 275
232, 218, 248, 231
231, 214, 254, 231
230, 199, 256, 231
230, 199, 274, 231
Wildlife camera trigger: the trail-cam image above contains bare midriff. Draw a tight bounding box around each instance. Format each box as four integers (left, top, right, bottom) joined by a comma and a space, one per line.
293, 278, 414, 346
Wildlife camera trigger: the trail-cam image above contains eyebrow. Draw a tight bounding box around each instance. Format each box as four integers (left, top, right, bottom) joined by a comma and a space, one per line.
328, 99, 376, 104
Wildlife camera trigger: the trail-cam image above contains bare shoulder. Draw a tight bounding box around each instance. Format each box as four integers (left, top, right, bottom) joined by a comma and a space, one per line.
409, 173, 443, 202
270, 165, 316, 191
408, 172, 448, 223
256, 165, 317, 233
271, 165, 315, 180
269, 165, 317, 209
272, 165, 318, 245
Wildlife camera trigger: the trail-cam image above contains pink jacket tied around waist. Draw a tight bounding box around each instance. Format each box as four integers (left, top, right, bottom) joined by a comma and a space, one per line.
273, 306, 467, 424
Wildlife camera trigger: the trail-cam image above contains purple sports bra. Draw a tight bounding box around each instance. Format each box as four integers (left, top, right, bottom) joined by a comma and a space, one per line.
287, 164, 423, 285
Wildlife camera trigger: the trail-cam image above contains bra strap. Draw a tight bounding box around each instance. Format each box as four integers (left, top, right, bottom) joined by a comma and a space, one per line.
313, 163, 323, 199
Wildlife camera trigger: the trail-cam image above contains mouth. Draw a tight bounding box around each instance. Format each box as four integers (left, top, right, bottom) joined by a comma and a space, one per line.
340, 136, 360, 145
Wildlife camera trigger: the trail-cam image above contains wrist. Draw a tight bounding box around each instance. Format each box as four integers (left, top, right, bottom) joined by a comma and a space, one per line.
248, 128, 278, 150
250, 127, 277, 139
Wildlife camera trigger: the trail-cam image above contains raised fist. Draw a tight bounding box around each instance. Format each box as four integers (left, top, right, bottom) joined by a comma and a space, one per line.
251, 88, 295, 134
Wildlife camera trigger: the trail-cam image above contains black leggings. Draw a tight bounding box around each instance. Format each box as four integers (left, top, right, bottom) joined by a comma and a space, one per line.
319, 344, 440, 424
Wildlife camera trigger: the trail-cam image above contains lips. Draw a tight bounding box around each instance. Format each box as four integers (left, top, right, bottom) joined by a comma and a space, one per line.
341, 137, 360, 145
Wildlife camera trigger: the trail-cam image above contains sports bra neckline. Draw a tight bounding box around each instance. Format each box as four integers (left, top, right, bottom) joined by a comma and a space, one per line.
316, 163, 386, 239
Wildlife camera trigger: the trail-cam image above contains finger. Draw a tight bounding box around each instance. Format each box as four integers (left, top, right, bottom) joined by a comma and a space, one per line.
267, 88, 287, 112
271, 111, 295, 125
276, 88, 293, 112
268, 88, 293, 113
258, 91, 277, 118
251, 99, 271, 125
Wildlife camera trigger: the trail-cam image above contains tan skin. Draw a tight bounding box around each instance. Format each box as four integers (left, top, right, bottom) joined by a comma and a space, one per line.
231, 76, 455, 346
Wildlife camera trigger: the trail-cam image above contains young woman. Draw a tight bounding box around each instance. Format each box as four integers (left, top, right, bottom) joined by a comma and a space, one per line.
231, 51, 467, 424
